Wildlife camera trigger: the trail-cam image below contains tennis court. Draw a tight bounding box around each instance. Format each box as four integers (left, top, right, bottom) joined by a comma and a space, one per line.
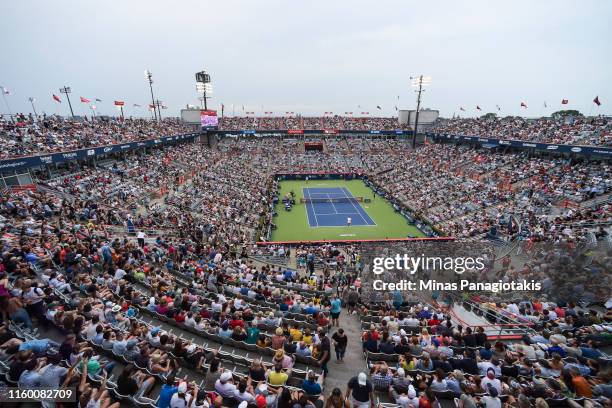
303, 187, 376, 227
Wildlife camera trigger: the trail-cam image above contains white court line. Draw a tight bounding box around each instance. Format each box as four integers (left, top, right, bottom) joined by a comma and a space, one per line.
303, 188, 319, 228
337, 187, 367, 225
341, 186, 376, 226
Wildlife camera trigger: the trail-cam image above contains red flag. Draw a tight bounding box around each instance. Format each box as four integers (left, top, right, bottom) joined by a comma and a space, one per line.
520, 102, 528, 108
80, 96, 90, 103
476, 106, 481, 111
52, 94, 61, 103
561, 99, 568, 105
114, 101, 125, 106
593, 96, 601, 106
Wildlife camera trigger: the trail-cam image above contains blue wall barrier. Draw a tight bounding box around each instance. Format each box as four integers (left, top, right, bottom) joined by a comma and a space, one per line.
0, 133, 200, 171
427, 133, 612, 157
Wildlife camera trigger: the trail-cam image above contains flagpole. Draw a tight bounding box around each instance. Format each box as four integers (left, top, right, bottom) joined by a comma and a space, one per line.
29, 97, 38, 121
0, 87, 14, 123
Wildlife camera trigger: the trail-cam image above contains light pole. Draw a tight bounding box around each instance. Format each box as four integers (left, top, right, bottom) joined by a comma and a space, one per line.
59, 86, 75, 117
144, 70, 158, 121
195, 71, 212, 110
410, 75, 431, 148
154, 100, 163, 120
28, 97, 38, 120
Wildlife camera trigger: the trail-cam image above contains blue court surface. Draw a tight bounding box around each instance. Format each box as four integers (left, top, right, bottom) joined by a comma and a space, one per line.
303, 187, 376, 227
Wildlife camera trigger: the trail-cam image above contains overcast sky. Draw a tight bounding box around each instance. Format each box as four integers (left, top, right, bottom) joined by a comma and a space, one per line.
1, 0, 610, 118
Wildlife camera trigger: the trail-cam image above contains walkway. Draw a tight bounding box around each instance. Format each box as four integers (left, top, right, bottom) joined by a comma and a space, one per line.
324, 309, 366, 393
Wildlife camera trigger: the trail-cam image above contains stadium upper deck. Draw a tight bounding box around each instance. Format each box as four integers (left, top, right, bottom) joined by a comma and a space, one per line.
2, 114, 610, 162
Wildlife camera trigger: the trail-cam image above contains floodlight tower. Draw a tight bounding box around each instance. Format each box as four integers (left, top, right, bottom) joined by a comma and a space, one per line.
410, 75, 431, 148
144, 70, 158, 121
195, 71, 212, 110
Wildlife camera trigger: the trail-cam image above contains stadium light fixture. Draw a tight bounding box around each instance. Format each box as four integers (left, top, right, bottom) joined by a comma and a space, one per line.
195, 70, 212, 110
144, 70, 158, 121
59, 86, 75, 118
409, 75, 432, 148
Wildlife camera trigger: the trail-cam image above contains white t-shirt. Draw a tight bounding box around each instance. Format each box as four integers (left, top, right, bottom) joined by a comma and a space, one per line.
114, 269, 127, 280
24, 287, 44, 304
137, 232, 146, 239
347, 217, 352, 224
170, 393, 192, 408
482, 396, 501, 408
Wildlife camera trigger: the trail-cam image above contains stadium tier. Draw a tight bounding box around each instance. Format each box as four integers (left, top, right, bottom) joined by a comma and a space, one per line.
1, 115, 610, 161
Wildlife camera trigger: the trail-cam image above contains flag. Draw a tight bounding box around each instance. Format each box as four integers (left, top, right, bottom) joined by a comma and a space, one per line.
114, 101, 125, 106
91, 105, 97, 110
544, 101, 548, 108
161, 105, 167, 109
520, 102, 527, 108
459, 107, 466, 112
80, 96, 90, 103
95, 98, 102, 102
376, 105, 382, 110
561, 99, 568, 105
593, 96, 601, 106
1, 87, 10, 95
53, 94, 61, 103
476, 106, 481, 111
148, 104, 155, 109
394, 106, 398, 111
133, 103, 141, 107
496, 105, 501, 111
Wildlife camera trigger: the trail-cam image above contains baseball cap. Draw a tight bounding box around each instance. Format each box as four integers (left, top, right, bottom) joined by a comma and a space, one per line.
255, 395, 267, 408
220, 371, 232, 382
358, 372, 367, 386
178, 382, 188, 394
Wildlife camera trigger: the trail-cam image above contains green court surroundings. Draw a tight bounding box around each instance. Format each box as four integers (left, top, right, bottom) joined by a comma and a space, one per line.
270, 179, 425, 242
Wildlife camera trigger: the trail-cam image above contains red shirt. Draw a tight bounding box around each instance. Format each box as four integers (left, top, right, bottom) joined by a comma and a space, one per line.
230, 319, 245, 329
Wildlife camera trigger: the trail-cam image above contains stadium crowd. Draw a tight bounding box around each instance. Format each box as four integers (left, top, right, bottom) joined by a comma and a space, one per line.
431, 117, 612, 147
0, 114, 191, 159
218, 116, 410, 132
0, 118, 610, 408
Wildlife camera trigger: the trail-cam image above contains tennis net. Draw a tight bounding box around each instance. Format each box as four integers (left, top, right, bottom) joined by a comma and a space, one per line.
300, 196, 364, 204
